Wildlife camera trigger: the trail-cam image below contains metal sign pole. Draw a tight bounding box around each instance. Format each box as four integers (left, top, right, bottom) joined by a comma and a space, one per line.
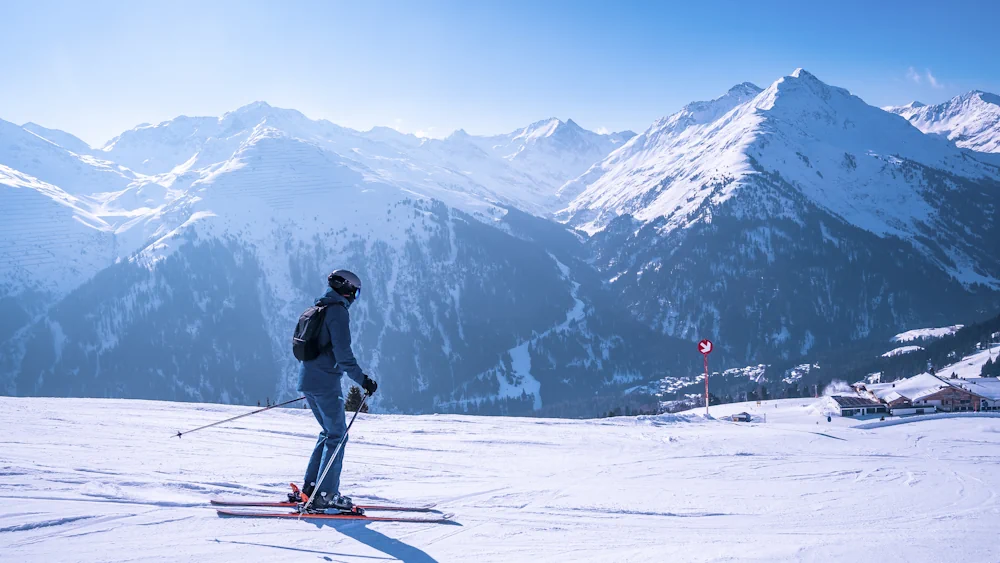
698, 339, 713, 417
704, 353, 710, 415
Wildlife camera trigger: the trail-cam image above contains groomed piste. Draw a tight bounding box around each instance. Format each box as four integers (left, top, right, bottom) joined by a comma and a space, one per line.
1, 396, 998, 562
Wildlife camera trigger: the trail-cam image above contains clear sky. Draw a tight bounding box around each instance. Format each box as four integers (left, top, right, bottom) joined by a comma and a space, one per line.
2, 0, 998, 146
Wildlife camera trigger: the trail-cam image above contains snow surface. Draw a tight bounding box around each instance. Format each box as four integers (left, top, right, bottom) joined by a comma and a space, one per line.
0, 165, 116, 295
20, 122, 94, 155
937, 344, 1000, 379
881, 345, 924, 358
891, 325, 963, 343
563, 70, 993, 236
1, 103, 631, 302
558, 70, 1000, 287
2, 396, 999, 562
867, 372, 949, 402
94, 103, 630, 218
886, 91, 1000, 153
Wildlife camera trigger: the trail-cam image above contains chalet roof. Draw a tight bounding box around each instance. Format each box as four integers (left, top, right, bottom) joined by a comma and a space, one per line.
868, 373, 948, 402
949, 377, 1000, 400
882, 391, 909, 403
831, 396, 883, 408
916, 383, 987, 401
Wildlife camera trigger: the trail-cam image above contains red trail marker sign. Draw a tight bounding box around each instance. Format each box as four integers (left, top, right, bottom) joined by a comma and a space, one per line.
699, 339, 713, 415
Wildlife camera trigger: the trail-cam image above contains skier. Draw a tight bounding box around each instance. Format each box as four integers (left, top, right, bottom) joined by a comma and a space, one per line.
297, 269, 378, 512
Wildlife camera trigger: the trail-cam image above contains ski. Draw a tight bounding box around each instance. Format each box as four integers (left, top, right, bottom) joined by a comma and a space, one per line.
216, 508, 454, 523
210, 499, 438, 512
211, 483, 438, 512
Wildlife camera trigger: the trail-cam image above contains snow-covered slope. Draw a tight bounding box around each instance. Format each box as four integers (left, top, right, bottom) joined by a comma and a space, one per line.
97, 103, 630, 216
560, 69, 1000, 364
938, 343, 1000, 379
3, 82, 998, 412
0, 119, 139, 196
882, 345, 924, 358
892, 324, 964, 343
465, 118, 634, 211
886, 91, 1000, 153
2, 119, 680, 413
0, 165, 115, 295
3, 396, 999, 563
21, 122, 94, 155
564, 69, 997, 243
557, 82, 763, 210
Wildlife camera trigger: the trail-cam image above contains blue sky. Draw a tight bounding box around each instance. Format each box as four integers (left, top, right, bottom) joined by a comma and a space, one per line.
2, 0, 998, 146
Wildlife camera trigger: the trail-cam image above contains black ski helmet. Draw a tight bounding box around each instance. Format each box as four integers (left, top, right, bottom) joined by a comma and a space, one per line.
328, 269, 362, 299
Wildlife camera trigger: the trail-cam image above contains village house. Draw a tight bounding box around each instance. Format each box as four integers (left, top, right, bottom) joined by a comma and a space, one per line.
831, 396, 887, 417
951, 377, 1000, 412
911, 385, 982, 412
857, 373, 998, 414
879, 391, 932, 416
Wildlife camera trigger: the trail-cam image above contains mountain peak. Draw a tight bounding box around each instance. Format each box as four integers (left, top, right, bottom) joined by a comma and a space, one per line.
790, 68, 816, 80
512, 118, 569, 142
890, 89, 1000, 153
234, 101, 273, 112
761, 68, 855, 111
20, 122, 94, 154
728, 82, 763, 96
963, 90, 1000, 106
222, 101, 307, 125
649, 82, 763, 134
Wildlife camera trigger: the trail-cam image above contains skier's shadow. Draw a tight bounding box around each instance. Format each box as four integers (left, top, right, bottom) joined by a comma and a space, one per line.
315, 520, 455, 563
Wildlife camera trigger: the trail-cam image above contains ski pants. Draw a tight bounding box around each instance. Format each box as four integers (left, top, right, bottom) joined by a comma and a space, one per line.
302, 387, 348, 500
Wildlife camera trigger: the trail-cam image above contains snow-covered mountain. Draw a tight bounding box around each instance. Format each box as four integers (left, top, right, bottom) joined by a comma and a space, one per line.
0, 119, 138, 196
459, 118, 634, 211
4, 72, 1000, 413
97, 103, 632, 215
886, 91, 1000, 153
561, 69, 1000, 364
557, 82, 764, 210
0, 165, 116, 339
0, 107, 670, 414
21, 122, 95, 155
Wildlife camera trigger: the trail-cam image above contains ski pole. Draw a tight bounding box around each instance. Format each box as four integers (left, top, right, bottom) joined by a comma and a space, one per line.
173, 396, 306, 438
302, 392, 369, 513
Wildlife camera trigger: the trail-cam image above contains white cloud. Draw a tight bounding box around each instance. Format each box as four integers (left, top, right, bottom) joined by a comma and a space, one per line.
906, 66, 944, 89
414, 127, 447, 139
925, 69, 942, 89
595, 126, 610, 135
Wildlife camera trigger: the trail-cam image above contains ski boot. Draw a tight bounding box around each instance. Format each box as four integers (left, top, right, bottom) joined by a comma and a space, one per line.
306, 493, 364, 515
288, 482, 313, 504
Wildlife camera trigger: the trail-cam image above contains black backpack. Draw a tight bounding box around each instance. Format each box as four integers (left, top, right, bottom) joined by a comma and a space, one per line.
292, 305, 328, 362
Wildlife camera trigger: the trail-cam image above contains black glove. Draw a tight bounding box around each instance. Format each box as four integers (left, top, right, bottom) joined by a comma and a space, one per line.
361, 375, 378, 396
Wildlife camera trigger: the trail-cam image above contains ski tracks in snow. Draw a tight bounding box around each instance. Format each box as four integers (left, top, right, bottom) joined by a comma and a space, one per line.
2, 397, 1000, 562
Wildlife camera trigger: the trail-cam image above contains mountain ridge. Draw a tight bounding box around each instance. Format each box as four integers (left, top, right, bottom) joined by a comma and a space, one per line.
886, 90, 1000, 153
3, 71, 999, 415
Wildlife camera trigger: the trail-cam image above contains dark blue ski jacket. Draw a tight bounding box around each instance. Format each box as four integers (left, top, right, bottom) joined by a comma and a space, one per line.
297, 290, 366, 394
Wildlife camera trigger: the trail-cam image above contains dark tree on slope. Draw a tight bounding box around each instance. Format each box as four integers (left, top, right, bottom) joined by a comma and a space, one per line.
344, 386, 369, 413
